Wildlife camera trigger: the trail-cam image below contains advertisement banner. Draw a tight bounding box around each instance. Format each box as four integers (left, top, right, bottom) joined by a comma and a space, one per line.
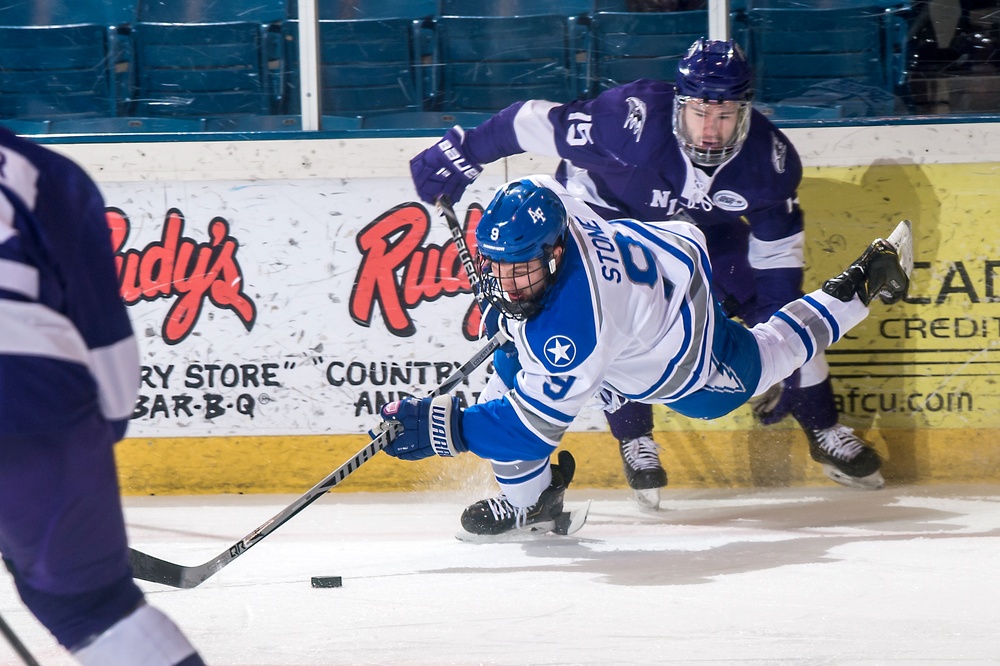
107, 177, 607, 438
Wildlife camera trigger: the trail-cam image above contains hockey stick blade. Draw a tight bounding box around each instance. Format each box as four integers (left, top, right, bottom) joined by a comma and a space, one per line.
130, 331, 506, 589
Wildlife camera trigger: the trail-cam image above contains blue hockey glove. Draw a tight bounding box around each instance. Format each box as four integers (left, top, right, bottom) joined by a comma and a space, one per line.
373, 395, 467, 461
409, 126, 483, 205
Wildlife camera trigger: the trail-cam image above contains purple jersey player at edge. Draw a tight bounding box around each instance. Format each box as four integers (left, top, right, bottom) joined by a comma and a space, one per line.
408, 38, 885, 512
0, 129, 205, 665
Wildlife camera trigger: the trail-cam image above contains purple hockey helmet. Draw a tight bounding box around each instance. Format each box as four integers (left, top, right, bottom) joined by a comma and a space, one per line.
673, 38, 753, 166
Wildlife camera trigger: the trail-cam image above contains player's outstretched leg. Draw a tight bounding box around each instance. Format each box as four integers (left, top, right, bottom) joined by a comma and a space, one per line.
823, 220, 913, 306
461, 451, 575, 536
619, 435, 667, 510
806, 220, 914, 490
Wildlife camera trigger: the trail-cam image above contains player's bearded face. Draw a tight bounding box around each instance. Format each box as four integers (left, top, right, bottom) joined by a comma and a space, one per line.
492, 257, 551, 303
681, 100, 741, 149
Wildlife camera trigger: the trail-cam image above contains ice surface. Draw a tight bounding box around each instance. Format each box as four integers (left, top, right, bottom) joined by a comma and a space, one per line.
3, 485, 1000, 665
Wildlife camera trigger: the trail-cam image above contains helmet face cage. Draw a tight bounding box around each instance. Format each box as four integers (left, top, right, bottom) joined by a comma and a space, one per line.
673, 38, 753, 167
477, 249, 559, 321
474, 180, 568, 320
672, 97, 751, 167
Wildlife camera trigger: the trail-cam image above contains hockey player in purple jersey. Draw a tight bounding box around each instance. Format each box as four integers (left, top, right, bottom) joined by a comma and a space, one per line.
0, 130, 205, 665
409, 38, 885, 510
376, 177, 912, 537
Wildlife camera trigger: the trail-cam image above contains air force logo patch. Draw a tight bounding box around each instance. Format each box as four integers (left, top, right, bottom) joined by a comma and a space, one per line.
624, 97, 646, 142
544, 335, 576, 368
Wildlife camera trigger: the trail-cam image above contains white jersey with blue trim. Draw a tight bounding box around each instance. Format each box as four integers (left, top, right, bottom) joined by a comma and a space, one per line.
461, 176, 717, 463
0, 129, 139, 440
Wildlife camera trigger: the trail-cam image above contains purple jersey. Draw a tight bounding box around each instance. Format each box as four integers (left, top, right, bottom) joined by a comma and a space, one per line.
0, 128, 139, 440
463, 79, 806, 325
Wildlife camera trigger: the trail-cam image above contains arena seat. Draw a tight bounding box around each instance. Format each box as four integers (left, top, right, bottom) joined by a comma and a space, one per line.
130, 0, 284, 119
0, 24, 125, 121
433, 14, 581, 113
747, 5, 896, 109
286, 0, 437, 20
282, 17, 428, 117
588, 10, 710, 93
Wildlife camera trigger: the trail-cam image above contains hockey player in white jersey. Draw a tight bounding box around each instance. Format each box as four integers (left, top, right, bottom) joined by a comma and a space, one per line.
0, 128, 206, 664
377, 177, 913, 537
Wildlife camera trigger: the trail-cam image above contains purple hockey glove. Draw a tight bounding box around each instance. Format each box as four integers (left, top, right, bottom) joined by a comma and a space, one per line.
409, 126, 483, 204
373, 395, 467, 461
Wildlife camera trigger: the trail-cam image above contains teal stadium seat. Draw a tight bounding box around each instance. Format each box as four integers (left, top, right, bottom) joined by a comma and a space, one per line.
286, 0, 437, 20
747, 4, 898, 113
589, 10, 710, 93
437, 0, 593, 99
131, 0, 285, 120
433, 14, 581, 113
0, 1, 133, 122
282, 17, 428, 118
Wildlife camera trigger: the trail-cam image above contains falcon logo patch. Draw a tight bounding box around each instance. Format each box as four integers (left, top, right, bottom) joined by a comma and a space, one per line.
624, 97, 646, 142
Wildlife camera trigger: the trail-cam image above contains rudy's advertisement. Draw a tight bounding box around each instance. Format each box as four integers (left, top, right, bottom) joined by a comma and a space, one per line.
108, 177, 609, 439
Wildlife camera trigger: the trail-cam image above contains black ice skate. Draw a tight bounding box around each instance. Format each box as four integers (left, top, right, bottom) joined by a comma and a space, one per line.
823, 220, 913, 305
806, 424, 885, 490
460, 450, 580, 537
619, 435, 667, 510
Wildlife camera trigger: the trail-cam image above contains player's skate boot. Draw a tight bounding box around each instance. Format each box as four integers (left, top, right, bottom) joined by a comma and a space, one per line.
460, 451, 576, 536
806, 423, 885, 490
619, 435, 667, 510
823, 220, 913, 305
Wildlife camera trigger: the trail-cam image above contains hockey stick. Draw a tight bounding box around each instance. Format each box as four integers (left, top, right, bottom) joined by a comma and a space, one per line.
437, 195, 484, 306
129, 330, 506, 589
0, 611, 40, 666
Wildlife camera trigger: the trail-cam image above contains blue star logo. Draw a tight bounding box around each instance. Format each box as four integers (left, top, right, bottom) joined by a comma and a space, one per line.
544, 335, 576, 368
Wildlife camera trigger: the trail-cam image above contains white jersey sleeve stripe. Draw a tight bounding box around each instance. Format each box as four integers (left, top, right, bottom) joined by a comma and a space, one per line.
0, 300, 90, 364
512, 100, 561, 157
0, 257, 39, 299
748, 231, 805, 270
90, 335, 141, 422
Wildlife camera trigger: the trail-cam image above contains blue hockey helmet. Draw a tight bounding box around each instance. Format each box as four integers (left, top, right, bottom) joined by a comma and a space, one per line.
673, 38, 753, 166
475, 179, 569, 320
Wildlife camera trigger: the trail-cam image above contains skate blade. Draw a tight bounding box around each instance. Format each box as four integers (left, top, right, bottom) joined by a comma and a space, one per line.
822, 464, 885, 490
633, 488, 661, 511
885, 220, 913, 278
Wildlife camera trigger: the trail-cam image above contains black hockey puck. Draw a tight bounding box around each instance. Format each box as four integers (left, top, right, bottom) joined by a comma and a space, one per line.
311, 576, 342, 588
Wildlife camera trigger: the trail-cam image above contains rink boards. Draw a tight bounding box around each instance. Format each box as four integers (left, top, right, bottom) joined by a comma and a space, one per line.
49, 123, 1000, 494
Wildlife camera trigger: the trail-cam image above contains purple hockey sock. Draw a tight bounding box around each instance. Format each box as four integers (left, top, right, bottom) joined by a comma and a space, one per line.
788, 376, 839, 430
605, 401, 654, 442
